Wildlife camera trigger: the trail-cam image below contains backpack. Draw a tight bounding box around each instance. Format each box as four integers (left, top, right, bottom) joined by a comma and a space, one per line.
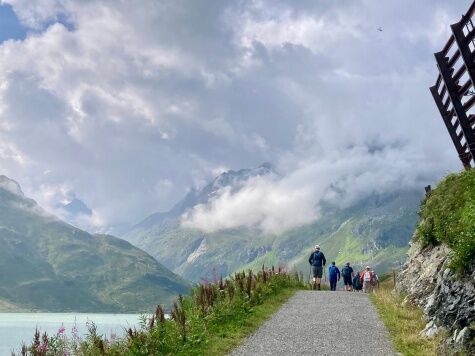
328, 265, 338, 277
342, 266, 351, 277
353, 275, 362, 288
363, 271, 373, 282
313, 251, 321, 261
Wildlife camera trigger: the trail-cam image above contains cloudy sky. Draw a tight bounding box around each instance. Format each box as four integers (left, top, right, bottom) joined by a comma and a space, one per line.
0, 0, 467, 233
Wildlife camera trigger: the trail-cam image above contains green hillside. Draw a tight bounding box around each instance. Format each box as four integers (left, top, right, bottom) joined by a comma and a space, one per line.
125, 185, 422, 282
0, 176, 190, 312
415, 169, 475, 271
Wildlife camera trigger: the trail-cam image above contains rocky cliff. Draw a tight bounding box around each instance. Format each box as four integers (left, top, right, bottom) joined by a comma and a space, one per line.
397, 242, 475, 353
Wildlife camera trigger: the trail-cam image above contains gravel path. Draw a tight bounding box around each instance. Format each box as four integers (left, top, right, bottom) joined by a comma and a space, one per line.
231, 291, 396, 356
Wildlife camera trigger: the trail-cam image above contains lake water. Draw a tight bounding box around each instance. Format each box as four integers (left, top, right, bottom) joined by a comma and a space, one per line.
0, 313, 142, 356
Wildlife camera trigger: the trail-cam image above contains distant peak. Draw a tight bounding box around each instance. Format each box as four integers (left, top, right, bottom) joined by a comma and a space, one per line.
0, 175, 24, 196
259, 162, 273, 170
62, 197, 92, 216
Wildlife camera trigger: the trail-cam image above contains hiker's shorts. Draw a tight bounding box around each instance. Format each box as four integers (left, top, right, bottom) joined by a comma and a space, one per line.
343, 276, 352, 286
363, 281, 372, 293
311, 266, 323, 278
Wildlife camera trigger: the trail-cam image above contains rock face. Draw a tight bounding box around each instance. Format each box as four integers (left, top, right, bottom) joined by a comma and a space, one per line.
397, 242, 475, 353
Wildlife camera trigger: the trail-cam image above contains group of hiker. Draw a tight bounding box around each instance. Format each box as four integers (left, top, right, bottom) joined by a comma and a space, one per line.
308, 245, 379, 292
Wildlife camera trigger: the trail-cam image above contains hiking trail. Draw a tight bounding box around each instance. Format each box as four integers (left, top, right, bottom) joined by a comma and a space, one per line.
231, 291, 396, 356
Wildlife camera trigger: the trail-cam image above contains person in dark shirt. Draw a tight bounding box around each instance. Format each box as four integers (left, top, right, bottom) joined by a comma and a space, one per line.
328, 261, 340, 291
308, 245, 326, 290
341, 262, 354, 291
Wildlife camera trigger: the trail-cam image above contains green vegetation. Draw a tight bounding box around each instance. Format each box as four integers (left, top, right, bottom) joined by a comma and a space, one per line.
16, 268, 304, 356
125, 189, 422, 282
415, 169, 475, 271
0, 176, 190, 312
371, 276, 441, 356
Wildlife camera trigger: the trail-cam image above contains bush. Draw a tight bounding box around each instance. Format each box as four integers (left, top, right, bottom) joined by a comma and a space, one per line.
415, 169, 475, 272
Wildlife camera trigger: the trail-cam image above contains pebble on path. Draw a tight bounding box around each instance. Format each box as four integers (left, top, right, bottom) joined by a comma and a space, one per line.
230, 291, 396, 356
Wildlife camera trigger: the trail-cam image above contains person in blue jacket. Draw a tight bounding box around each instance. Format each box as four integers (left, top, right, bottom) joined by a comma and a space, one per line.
328, 261, 340, 291
308, 245, 326, 290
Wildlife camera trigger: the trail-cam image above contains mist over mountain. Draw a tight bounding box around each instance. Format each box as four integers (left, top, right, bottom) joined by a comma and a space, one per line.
127, 163, 276, 238
0, 0, 461, 233
61, 197, 92, 217
0, 175, 189, 312
123, 165, 423, 282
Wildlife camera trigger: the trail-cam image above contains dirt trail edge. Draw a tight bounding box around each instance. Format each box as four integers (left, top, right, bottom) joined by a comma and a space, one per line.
231, 291, 396, 356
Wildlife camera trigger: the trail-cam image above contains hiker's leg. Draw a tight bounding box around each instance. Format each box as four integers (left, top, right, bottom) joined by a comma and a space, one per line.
315, 277, 321, 290
315, 266, 323, 290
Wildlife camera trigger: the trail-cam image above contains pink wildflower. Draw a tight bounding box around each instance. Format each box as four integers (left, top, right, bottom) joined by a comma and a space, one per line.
57, 325, 66, 336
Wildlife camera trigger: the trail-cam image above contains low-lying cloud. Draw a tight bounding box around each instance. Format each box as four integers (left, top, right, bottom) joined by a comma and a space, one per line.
182, 140, 448, 234
0, 0, 465, 232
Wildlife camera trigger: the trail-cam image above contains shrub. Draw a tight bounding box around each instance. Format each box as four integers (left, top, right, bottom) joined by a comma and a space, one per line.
415, 169, 475, 272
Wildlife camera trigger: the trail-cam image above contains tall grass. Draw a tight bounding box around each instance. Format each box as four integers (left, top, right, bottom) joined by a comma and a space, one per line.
415, 169, 475, 272
371, 276, 442, 356
15, 266, 304, 356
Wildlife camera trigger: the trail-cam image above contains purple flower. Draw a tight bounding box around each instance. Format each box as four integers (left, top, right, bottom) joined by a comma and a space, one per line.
57, 325, 66, 336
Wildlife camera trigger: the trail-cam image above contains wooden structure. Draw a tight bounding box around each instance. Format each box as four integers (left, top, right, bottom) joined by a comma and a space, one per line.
431, 1, 475, 168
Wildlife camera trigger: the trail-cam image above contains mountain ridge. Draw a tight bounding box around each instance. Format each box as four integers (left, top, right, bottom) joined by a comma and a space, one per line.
123, 164, 423, 282
0, 175, 190, 312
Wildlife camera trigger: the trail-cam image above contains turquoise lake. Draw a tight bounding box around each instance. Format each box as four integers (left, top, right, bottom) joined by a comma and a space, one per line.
0, 313, 142, 355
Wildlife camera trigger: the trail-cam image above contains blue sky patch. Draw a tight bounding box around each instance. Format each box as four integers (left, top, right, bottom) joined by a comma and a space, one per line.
0, 3, 26, 43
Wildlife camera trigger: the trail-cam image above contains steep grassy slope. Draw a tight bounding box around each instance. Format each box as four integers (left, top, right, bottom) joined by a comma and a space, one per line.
125, 180, 422, 282
415, 169, 475, 271
0, 176, 190, 312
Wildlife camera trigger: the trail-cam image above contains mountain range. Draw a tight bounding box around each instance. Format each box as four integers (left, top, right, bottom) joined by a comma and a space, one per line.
123, 164, 423, 282
0, 175, 190, 312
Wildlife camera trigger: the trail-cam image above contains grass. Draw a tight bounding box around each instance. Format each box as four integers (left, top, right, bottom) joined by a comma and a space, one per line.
370, 276, 442, 356
415, 169, 475, 272
199, 287, 297, 355
16, 267, 305, 356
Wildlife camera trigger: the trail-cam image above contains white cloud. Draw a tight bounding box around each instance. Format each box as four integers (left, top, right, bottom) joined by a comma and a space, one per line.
182, 140, 446, 234
233, 6, 363, 53
0, 0, 467, 232
182, 174, 319, 234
